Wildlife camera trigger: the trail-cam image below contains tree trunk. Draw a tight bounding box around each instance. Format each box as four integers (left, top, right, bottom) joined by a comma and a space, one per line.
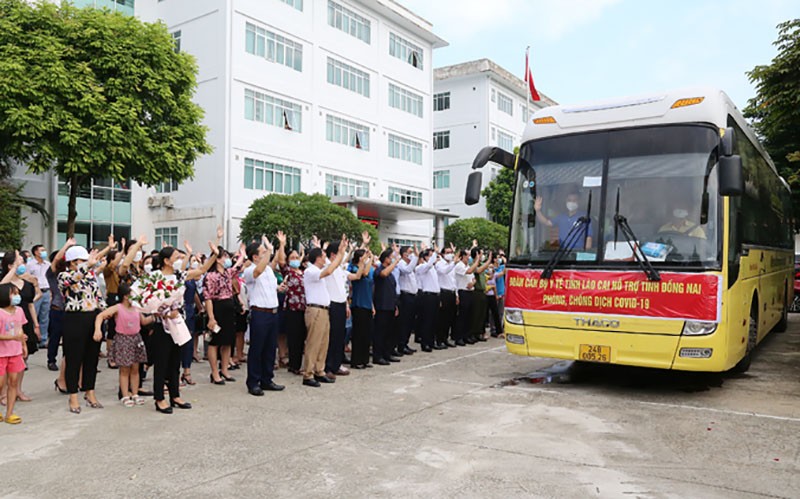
67, 174, 79, 239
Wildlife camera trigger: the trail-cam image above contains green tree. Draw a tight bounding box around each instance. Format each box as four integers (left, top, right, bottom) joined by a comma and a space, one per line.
744, 19, 800, 223
239, 193, 380, 253
444, 217, 509, 252
481, 146, 519, 226
0, 0, 211, 237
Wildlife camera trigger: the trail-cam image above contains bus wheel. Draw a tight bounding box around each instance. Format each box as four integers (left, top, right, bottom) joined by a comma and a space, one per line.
730, 304, 757, 374
775, 285, 788, 333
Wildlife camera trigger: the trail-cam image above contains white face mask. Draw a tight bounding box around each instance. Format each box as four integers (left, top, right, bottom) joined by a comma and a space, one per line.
673, 209, 689, 219
144, 263, 153, 274
173, 259, 184, 271
444, 254, 454, 262
566, 201, 579, 212
133, 251, 142, 263
190, 261, 199, 270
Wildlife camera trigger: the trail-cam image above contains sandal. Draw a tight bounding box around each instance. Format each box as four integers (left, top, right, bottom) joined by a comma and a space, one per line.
69, 405, 81, 414
181, 374, 196, 386
5, 414, 21, 424
133, 395, 146, 405
84, 396, 104, 409
121, 397, 135, 408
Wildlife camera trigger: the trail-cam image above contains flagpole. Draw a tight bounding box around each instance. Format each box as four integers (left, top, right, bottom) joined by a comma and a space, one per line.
526, 46, 531, 125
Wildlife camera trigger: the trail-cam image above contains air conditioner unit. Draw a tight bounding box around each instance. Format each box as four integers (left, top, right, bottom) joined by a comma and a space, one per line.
163, 196, 174, 208
147, 196, 159, 208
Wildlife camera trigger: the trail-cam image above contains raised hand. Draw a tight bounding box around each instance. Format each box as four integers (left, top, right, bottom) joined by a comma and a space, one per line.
263, 237, 274, 253
361, 230, 371, 245
184, 240, 193, 254
471, 239, 478, 249
208, 241, 219, 256
534, 196, 543, 211
66, 237, 77, 248
420, 242, 428, 251
216, 225, 224, 241
138, 235, 149, 247
380, 242, 387, 252
107, 234, 116, 248
87, 249, 100, 267
239, 242, 247, 257
450, 242, 456, 252
310, 235, 320, 248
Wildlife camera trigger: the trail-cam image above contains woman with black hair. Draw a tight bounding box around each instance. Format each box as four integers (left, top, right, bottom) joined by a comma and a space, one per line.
150, 236, 219, 414
204, 245, 246, 385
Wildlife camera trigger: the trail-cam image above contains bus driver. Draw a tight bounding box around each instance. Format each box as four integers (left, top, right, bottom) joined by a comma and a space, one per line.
658, 200, 706, 239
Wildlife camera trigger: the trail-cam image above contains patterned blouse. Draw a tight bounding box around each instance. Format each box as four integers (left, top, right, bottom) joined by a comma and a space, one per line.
203, 267, 239, 301
58, 264, 107, 312
280, 265, 306, 312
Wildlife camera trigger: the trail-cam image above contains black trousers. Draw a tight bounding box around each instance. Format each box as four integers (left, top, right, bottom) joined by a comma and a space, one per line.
63, 311, 100, 394
373, 310, 396, 362
437, 290, 457, 344
47, 309, 64, 365
397, 292, 416, 350
151, 324, 181, 402
325, 302, 347, 374
471, 292, 488, 339
413, 292, 423, 343
419, 293, 439, 349
486, 295, 503, 335
351, 307, 372, 366
286, 309, 307, 371
456, 290, 474, 342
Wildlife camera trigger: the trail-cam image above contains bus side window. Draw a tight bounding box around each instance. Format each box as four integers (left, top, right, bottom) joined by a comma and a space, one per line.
728, 196, 742, 287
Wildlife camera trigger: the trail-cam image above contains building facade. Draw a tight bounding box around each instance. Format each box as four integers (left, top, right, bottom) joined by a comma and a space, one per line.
431, 59, 554, 222
14, 0, 450, 252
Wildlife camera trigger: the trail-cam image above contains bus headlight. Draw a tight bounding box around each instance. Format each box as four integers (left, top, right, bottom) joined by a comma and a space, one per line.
682, 321, 718, 336
505, 309, 524, 325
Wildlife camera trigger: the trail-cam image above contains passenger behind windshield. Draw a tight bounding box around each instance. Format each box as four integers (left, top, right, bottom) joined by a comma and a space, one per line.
534, 187, 593, 250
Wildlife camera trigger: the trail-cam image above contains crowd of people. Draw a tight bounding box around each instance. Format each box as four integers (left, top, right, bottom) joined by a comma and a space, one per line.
0, 228, 507, 422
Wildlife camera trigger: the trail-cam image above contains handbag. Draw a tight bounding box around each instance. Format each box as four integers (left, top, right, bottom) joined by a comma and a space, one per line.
163, 316, 192, 346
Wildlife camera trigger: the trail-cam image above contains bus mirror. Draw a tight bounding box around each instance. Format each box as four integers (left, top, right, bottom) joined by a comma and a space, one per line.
700, 192, 709, 224
465, 171, 483, 205
719, 155, 743, 196
471, 146, 516, 170
721, 127, 735, 156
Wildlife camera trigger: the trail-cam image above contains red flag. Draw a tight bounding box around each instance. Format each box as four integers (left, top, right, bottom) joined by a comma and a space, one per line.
525, 49, 541, 102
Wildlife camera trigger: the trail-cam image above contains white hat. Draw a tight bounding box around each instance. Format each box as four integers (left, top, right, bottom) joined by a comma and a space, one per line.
65, 246, 90, 262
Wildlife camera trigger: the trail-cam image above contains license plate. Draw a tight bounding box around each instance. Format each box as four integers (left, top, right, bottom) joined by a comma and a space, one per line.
579, 344, 611, 363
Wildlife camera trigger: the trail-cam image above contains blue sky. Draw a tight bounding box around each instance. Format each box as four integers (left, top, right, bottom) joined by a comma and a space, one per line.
399, 0, 797, 110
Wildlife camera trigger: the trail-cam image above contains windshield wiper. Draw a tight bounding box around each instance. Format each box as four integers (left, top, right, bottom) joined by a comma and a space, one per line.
612, 187, 661, 282
542, 191, 592, 279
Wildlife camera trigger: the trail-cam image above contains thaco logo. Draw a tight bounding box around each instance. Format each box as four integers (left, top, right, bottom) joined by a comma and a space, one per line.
573, 318, 621, 329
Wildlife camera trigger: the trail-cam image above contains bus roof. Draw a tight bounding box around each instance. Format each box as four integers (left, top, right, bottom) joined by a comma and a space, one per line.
523, 86, 782, 181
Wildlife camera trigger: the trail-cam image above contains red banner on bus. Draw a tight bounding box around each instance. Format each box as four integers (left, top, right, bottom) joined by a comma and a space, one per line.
504, 269, 721, 322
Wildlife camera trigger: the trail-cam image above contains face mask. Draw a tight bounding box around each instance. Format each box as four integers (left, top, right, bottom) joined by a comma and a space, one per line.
289, 260, 301, 269
26, 257, 34, 265
673, 209, 688, 219
223, 258, 233, 269
11, 295, 21, 306
16, 265, 26, 276
144, 263, 153, 274
468, 257, 474, 265
498, 258, 504, 265
133, 252, 143, 263
173, 259, 184, 271
444, 254, 454, 262
40, 250, 48, 259
190, 261, 199, 270
566, 201, 579, 212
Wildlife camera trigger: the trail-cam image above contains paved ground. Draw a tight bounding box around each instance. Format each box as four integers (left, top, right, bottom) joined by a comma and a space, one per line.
2, 317, 799, 499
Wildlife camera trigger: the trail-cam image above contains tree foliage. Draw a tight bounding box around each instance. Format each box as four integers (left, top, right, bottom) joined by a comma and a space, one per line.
444, 217, 509, 252
481, 167, 515, 226
0, 181, 25, 249
743, 19, 800, 223
239, 193, 380, 253
0, 0, 211, 236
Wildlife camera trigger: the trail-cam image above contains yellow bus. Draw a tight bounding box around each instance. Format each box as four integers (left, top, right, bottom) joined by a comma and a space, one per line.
466, 87, 793, 372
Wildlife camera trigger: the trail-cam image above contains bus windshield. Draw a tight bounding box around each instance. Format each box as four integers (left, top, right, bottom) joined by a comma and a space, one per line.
510, 125, 721, 267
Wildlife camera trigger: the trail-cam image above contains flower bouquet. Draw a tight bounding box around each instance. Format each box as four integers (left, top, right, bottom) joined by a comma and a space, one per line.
130, 273, 191, 346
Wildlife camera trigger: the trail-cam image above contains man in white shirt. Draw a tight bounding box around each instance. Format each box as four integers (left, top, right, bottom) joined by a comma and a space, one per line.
323, 241, 354, 378
414, 248, 440, 352
435, 244, 458, 348
28, 244, 50, 348
303, 236, 347, 387
395, 245, 418, 357
454, 249, 480, 346
243, 233, 286, 396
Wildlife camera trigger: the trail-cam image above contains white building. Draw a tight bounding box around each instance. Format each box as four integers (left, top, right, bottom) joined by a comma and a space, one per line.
432, 59, 555, 222
14, 0, 451, 251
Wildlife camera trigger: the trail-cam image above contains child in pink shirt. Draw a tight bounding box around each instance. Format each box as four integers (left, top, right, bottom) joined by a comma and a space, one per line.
0, 283, 28, 424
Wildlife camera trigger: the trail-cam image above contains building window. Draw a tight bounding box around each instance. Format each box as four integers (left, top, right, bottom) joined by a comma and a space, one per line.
497, 130, 514, 151
388, 134, 422, 165
155, 179, 178, 193
327, 1, 370, 44
326, 57, 370, 97
497, 91, 513, 115
433, 170, 450, 189
491, 89, 496, 102
388, 237, 421, 247
433, 92, 450, 111
325, 115, 370, 150
171, 30, 181, 53
325, 174, 369, 197
245, 22, 303, 72
433, 131, 450, 150
279, 0, 303, 11
244, 88, 302, 132
56, 177, 131, 248
388, 187, 423, 207
520, 104, 529, 122
389, 32, 423, 70
154, 227, 179, 249
244, 158, 302, 194
388, 83, 423, 118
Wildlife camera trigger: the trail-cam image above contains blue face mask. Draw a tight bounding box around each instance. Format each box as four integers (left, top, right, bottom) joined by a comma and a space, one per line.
223, 258, 233, 269
11, 295, 21, 306
40, 250, 48, 260
16, 265, 26, 275
289, 260, 301, 269
468, 258, 474, 265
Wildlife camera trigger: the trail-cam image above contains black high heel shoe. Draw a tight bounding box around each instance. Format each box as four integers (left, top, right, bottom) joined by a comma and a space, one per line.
170, 399, 192, 409
209, 374, 226, 385
219, 373, 236, 382
154, 401, 173, 414
54, 380, 67, 394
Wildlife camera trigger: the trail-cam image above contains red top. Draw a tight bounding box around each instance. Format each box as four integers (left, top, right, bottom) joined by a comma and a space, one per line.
203, 268, 239, 301
280, 265, 306, 312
